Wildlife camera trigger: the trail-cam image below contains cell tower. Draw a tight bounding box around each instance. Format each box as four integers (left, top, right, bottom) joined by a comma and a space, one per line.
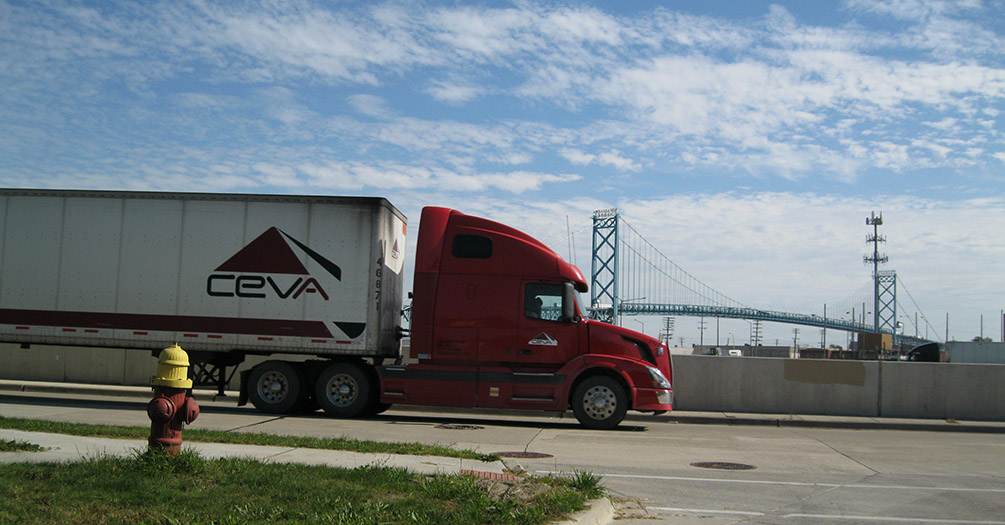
864, 211, 889, 333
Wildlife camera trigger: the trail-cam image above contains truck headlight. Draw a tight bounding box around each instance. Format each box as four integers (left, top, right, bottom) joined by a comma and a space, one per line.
647, 366, 671, 389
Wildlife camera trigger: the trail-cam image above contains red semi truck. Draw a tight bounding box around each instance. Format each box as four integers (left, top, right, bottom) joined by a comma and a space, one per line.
0, 190, 672, 429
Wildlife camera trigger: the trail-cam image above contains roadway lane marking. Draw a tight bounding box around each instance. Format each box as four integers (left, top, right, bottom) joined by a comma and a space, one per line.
783, 513, 1005, 524
535, 471, 1005, 493
653, 506, 763, 516
652, 508, 1005, 524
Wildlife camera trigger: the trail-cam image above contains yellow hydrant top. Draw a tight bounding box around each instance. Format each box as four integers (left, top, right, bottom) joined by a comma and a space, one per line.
151, 344, 193, 389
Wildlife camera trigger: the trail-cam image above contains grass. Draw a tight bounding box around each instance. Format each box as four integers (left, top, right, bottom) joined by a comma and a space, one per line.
0, 416, 497, 462
0, 438, 44, 453
0, 448, 598, 524
569, 469, 605, 499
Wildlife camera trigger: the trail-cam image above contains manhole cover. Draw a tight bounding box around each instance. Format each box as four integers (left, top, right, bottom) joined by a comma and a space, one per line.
493, 451, 554, 459
690, 461, 756, 470
434, 424, 484, 430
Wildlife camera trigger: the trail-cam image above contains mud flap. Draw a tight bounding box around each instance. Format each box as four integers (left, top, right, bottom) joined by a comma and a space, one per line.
238, 369, 251, 406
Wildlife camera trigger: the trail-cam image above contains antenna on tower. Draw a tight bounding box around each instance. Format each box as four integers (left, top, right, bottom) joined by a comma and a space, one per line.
864, 211, 889, 333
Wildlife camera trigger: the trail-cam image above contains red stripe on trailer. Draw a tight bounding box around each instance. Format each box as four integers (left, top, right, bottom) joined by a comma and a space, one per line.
336, 340, 351, 344
62, 328, 76, 332
183, 333, 198, 338
0, 308, 336, 339
258, 337, 273, 341
84, 329, 98, 333
311, 339, 327, 343
207, 335, 222, 339
15, 326, 29, 330
134, 331, 148, 335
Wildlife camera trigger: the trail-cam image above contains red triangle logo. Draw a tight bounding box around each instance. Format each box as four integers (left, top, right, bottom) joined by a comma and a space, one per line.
215, 227, 309, 275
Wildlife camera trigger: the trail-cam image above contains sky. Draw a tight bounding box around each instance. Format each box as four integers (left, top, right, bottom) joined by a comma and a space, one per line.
2, 0, 1004, 345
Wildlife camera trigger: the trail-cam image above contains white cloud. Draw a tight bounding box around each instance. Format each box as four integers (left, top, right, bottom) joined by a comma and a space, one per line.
347, 94, 393, 118
425, 80, 484, 105
561, 148, 640, 171
287, 161, 580, 194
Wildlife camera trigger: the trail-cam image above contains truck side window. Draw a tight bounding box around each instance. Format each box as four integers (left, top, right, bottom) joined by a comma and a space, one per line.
452, 234, 492, 259
525, 283, 564, 322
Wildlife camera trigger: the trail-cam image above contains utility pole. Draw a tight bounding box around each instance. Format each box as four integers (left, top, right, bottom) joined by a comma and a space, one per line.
865, 212, 888, 334
659, 317, 675, 347
749, 319, 762, 347
698, 318, 707, 347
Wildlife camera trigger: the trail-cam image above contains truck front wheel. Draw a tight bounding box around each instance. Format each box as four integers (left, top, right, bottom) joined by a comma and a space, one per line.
572, 376, 628, 430
315, 363, 372, 418
248, 361, 303, 414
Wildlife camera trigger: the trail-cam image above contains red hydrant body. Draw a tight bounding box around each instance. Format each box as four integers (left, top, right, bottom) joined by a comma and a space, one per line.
148, 345, 199, 455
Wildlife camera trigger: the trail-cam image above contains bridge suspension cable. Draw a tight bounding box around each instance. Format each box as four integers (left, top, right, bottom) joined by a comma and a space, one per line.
617, 218, 748, 310
588, 208, 933, 344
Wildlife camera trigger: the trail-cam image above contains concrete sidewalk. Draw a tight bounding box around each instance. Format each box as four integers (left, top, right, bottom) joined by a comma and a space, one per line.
3, 379, 1002, 434
0, 428, 508, 476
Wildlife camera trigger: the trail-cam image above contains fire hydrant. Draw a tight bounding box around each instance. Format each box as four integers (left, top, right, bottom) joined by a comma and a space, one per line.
148, 344, 199, 455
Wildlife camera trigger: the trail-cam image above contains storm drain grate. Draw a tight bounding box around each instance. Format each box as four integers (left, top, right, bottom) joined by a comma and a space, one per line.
690, 461, 756, 470
434, 424, 485, 430
493, 451, 554, 459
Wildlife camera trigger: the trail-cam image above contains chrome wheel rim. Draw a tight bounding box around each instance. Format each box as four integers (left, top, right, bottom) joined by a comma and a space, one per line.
258, 371, 289, 403
582, 385, 617, 420
324, 373, 358, 407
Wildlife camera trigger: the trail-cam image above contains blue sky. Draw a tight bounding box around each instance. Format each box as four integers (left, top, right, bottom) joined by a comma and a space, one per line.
2, 0, 1004, 344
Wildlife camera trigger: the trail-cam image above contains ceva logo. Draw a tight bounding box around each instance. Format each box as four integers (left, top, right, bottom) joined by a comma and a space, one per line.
206, 227, 341, 300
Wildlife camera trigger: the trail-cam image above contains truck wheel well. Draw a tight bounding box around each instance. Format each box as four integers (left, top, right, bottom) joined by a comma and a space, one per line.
568, 368, 630, 410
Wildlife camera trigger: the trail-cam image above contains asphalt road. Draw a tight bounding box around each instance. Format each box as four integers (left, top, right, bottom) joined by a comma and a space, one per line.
1, 388, 1002, 524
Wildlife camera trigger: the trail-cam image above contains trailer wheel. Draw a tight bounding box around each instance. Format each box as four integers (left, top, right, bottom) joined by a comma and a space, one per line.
315, 363, 371, 418
248, 361, 302, 414
572, 375, 628, 430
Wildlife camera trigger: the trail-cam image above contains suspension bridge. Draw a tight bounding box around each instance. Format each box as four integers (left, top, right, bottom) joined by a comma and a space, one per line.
585, 208, 937, 347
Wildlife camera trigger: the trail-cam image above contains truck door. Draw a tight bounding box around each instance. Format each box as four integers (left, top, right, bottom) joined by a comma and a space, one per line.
477, 281, 580, 409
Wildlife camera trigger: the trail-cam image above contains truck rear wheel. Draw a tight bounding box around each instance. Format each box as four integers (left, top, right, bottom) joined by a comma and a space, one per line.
572, 376, 628, 430
315, 363, 372, 418
248, 361, 303, 414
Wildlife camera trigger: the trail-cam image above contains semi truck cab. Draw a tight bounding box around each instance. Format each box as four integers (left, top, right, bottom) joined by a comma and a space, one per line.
380, 207, 673, 429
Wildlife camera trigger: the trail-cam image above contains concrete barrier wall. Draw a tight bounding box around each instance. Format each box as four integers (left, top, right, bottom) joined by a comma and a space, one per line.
3, 344, 1004, 421
672, 355, 880, 416
672, 355, 1005, 421
880, 362, 1005, 420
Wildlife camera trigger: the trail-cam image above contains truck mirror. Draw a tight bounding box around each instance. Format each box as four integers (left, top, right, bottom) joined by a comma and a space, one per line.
562, 282, 577, 323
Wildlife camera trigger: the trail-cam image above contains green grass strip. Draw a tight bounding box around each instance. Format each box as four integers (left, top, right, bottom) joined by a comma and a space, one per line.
0, 449, 593, 524
0, 438, 44, 453
0, 416, 497, 462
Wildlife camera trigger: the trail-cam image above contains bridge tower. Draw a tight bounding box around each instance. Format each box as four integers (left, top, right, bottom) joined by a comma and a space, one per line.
590, 208, 619, 324
877, 270, 898, 341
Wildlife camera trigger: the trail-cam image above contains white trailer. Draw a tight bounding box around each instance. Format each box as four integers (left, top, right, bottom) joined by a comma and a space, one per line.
0, 189, 407, 411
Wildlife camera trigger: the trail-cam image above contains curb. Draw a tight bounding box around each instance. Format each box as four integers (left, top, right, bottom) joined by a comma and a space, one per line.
3, 380, 1002, 434
647, 413, 1005, 434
